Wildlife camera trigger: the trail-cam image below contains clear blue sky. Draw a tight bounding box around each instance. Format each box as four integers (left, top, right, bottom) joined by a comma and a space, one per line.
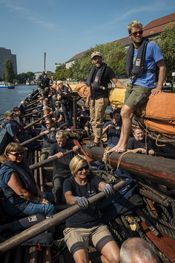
1, 0, 175, 73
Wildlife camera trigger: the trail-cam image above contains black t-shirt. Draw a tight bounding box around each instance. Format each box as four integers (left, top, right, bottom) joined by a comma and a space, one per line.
127, 137, 153, 150
90, 66, 115, 100
63, 174, 103, 228
49, 140, 74, 177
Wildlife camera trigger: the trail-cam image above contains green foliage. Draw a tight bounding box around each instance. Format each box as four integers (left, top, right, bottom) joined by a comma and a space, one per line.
17, 72, 35, 84
3, 59, 15, 83
157, 25, 175, 79
55, 64, 68, 80
55, 42, 126, 81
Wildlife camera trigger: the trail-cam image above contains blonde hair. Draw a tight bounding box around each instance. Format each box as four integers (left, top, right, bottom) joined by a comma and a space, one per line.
69, 155, 88, 175
128, 20, 143, 34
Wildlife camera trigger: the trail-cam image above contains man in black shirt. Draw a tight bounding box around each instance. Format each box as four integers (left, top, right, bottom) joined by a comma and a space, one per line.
86, 51, 123, 146
127, 126, 155, 155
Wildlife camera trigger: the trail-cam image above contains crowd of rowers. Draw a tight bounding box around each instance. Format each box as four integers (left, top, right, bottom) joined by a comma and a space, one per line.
0, 79, 161, 263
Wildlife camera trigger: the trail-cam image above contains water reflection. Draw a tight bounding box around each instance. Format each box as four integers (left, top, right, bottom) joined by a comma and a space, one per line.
0, 85, 37, 114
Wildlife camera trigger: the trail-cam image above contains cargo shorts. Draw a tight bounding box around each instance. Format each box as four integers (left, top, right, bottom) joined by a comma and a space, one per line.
63, 225, 114, 255
124, 84, 152, 108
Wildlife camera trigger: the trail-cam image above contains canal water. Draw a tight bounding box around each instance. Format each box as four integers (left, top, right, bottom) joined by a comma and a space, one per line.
0, 85, 37, 115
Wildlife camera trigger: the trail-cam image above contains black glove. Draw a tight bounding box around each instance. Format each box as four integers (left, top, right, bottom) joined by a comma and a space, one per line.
75, 196, 89, 208
103, 184, 114, 197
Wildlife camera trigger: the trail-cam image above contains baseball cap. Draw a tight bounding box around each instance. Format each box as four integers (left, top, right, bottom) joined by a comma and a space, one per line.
91, 51, 102, 59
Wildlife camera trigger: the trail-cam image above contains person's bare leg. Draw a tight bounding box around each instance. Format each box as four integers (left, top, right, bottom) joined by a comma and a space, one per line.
108, 105, 133, 153
73, 248, 89, 263
100, 240, 120, 263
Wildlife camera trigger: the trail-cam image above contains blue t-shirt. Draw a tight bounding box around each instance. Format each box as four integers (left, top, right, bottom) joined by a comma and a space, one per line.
131, 41, 164, 88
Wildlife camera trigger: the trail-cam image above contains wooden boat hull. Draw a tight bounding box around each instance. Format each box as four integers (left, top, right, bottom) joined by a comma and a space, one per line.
0, 86, 175, 262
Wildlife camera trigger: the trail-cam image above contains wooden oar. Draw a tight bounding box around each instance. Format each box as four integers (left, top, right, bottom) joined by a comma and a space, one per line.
24, 105, 42, 113
0, 180, 125, 254
25, 99, 40, 109
24, 113, 51, 130
20, 129, 55, 146
73, 139, 94, 163
23, 109, 43, 118
29, 90, 39, 100
29, 149, 74, 170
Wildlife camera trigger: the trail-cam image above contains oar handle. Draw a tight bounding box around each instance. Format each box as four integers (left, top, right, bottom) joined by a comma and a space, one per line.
29, 149, 74, 170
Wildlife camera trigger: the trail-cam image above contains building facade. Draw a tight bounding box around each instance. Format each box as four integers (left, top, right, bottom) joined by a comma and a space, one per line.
0, 48, 17, 79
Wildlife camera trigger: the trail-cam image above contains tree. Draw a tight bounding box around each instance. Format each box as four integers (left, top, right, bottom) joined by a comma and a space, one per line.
17, 72, 35, 84
3, 59, 15, 83
157, 24, 175, 79
55, 64, 68, 80
54, 42, 126, 81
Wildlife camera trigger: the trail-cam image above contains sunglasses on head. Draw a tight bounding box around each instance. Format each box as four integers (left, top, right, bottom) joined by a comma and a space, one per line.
131, 30, 143, 36
9, 152, 24, 157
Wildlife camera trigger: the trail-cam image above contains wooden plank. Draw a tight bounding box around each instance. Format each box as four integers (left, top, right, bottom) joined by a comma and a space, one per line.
83, 145, 175, 188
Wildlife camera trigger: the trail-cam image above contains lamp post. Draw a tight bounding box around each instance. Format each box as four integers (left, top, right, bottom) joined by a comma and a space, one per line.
44, 52, 46, 72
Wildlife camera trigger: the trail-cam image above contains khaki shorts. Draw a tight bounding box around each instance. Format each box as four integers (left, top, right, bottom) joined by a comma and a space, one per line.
63, 225, 114, 255
124, 84, 151, 108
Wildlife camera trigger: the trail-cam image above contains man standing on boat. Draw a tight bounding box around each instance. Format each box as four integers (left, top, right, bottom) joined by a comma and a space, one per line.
38, 72, 50, 90
110, 20, 166, 153
86, 51, 123, 146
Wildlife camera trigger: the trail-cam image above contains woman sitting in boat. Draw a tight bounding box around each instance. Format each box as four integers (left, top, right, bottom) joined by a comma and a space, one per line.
0, 142, 55, 218
63, 154, 120, 263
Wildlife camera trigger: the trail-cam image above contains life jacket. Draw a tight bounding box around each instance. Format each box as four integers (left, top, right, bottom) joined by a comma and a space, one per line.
0, 161, 38, 199
126, 39, 155, 83
1, 119, 23, 137
86, 63, 107, 90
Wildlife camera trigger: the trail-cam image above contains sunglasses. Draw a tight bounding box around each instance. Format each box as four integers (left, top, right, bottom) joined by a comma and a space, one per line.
131, 30, 143, 36
78, 165, 89, 171
9, 152, 24, 157
92, 56, 101, 60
